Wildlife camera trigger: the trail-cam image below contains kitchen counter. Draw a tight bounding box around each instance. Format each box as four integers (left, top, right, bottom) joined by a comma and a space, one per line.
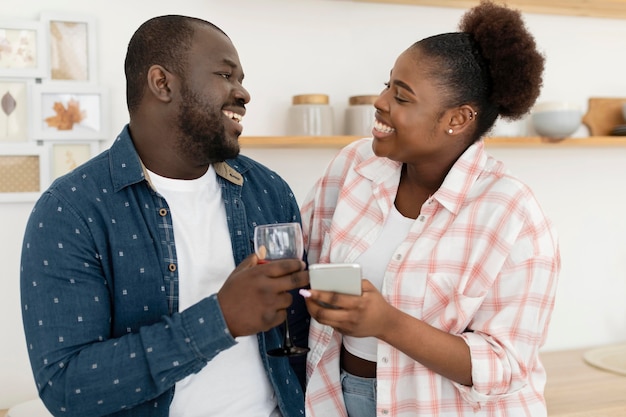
542, 347, 626, 416
2, 347, 624, 416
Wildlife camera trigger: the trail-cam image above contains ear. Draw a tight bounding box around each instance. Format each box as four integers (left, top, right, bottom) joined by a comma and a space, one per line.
146, 65, 174, 104
445, 105, 477, 135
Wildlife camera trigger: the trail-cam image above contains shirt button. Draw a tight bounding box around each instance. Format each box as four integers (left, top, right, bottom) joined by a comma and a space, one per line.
381, 357, 389, 363
159, 208, 168, 216
394, 254, 402, 261
419, 215, 426, 222
381, 410, 389, 415
168, 263, 176, 272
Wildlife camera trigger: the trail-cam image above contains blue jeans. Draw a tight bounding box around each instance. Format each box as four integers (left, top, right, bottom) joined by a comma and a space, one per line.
341, 368, 377, 417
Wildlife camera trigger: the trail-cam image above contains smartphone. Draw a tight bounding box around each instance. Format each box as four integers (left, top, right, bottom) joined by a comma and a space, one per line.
309, 263, 362, 296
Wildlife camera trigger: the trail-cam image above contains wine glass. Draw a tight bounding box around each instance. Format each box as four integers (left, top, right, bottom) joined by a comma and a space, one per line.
254, 222, 310, 357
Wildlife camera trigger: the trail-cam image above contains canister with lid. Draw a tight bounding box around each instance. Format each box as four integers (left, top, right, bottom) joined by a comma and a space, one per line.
345, 95, 378, 136
287, 94, 334, 136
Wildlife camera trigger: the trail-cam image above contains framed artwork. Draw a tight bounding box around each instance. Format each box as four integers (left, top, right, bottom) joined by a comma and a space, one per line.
0, 78, 33, 143
0, 144, 49, 202
0, 19, 47, 79
31, 84, 108, 140
41, 12, 97, 83
48, 140, 99, 179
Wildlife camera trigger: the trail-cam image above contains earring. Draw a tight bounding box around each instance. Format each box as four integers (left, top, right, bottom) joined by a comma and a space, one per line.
448, 128, 453, 134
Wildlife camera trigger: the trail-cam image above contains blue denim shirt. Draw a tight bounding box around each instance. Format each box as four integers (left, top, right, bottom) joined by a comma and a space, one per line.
20, 126, 309, 417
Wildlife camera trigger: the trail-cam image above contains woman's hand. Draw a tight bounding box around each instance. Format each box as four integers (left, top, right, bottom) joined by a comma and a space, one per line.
302, 279, 473, 385
302, 279, 396, 338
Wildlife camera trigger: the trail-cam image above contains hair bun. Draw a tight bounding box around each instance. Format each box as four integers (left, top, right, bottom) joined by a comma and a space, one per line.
460, 0, 545, 119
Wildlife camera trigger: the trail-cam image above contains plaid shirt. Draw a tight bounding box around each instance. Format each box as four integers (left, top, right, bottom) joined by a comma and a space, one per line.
301, 138, 560, 417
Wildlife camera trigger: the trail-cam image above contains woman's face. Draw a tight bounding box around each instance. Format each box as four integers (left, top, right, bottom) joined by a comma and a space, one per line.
371, 47, 461, 165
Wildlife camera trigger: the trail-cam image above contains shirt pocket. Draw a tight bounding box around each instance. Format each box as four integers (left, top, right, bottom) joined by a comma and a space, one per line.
422, 272, 486, 334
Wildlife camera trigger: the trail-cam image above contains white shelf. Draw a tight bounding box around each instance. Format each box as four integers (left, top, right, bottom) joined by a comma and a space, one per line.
239, 136, 626, 148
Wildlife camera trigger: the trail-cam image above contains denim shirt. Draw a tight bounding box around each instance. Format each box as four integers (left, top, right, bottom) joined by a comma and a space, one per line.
20, 126, 309, 417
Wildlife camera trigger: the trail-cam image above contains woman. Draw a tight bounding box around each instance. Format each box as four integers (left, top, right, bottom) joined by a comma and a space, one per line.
300, 1, 560, 416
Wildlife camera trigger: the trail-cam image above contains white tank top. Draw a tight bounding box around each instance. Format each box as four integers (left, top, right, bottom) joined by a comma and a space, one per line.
147, 166, 278, 417
343, 204, 414, 362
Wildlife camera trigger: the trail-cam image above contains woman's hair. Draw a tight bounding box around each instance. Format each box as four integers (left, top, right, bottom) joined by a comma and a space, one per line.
124, 15, 227, 115
411, 0, 545, 141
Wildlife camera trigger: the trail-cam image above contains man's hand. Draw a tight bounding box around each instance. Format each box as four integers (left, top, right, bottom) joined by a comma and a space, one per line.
217, 254, 309, 338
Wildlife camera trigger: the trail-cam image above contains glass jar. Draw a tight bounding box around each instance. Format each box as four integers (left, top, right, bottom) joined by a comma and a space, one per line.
287, 94, 334, 136
345, 95, 377, 136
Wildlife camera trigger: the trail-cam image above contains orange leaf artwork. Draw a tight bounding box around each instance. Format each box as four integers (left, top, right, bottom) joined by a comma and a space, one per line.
45, 98, 86, 130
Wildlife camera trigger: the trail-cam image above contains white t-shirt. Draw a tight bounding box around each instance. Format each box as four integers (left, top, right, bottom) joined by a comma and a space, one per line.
344, 204, 414, 362
147, 166, 278, 417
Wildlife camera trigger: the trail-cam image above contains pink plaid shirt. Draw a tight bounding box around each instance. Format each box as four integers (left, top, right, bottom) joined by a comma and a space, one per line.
301, 138, 560, 417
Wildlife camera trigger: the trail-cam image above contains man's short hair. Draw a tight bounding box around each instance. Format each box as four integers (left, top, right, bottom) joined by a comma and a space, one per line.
124, 15, 227, 114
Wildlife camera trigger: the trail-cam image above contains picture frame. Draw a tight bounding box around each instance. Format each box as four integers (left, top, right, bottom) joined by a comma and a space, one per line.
0, 78, 34, 143
0, 144, 49, 202
47, 140, 99, 180
40, 12, 97, 83
31, 83, 108, 140
0, 19, 47, 79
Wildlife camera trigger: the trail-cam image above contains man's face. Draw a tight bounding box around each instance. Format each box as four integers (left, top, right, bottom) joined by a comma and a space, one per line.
174, 26, 250, 166
176, 82, 235, 164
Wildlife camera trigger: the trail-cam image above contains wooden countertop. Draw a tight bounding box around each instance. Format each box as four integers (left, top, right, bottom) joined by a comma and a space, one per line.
2, 347, 623, 416
542, 347, 626, 416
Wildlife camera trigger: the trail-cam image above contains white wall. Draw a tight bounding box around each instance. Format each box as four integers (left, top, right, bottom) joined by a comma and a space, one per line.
2, 0, 626, 409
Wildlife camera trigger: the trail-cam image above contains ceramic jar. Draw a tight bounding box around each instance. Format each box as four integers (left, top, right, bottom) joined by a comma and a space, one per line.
345, 95, 377, 136
287, 94, 334, 136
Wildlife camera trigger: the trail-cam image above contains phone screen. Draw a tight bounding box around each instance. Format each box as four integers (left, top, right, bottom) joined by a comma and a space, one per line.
309, 263, 362, 296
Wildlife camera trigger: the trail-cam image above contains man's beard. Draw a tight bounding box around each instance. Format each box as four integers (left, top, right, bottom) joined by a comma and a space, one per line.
175, 85, 240, 165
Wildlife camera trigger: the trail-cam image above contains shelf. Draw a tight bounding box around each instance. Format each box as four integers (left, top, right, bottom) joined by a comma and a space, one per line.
485, 136, 626, 147
240, 136, 361, 148
351, 0, 626, 20
239, 136, 626, 148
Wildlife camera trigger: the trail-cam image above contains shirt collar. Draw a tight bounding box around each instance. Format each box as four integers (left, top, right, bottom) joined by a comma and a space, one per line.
353, 139, 489, 215
214, 161, 243, 186
435, 140, 488, 215
355, 148, 402, 185
109, 125, 245, 192
109, 126, 146, 192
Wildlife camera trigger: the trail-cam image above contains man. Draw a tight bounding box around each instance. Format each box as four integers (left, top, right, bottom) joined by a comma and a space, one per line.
20, 15, 309, 417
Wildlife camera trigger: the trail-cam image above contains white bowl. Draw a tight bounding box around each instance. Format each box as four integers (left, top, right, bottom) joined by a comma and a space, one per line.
531, 102, 582, 139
